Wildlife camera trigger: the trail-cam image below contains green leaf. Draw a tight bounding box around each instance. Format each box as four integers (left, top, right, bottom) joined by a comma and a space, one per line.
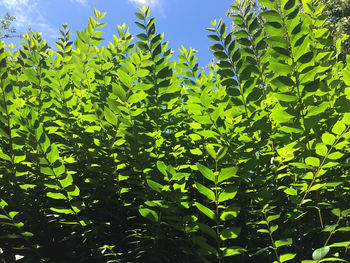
200, 91, 211, 107
218, 167, 238, 183
218, 187, 237, 203
222, 246, 246, 257
93, 8, 100, 18
220, 23, 226, 38
342, 209, 350, 217
209, 43, 224, 52
332, 121, 346, 135
327, 152, 343, 160
310, 184, 325, 191
21, 232, 34, 237
220, 206, 240, 221
316, 144, 328, 156
307, 102, 328, 117
342, 69, 350, 86
319, 258, 349, 262
136, 69, 150, 78
40, 166, 55, 176
60, 174, 73, 188
271, 109, 294, 124
112, 83, 126, 101
67, 185, 80, 197
272, 93, 298, 102
257, 228, 270, 234
0, 214, 9, 220
48, 143, 60, 163
197, 223, 217, 239
194, 202, 216, 220
336, 227, 350, 232
261, 10, 281, 22
139, 207, 158, 223
275, 238, 293, 248
53, 165, 65, 176
22, 68, 39, 84
134, 12, 144, 20
14, 155, 26, 163
50, 207, 73, 214
156, 161, 167, 177
266, 36, 288, 48
190, 148, 203, 155
196, 163, 215, 182
270, 225, 278, 233
208, 35, 220, 41
19, 184, 36, 190
344, 113, 350, 125
117, 69, 133, 87
195, 182, 215, 202
297, 52, 313, 63
267, 214, 280, 223
8, 211, 18, 219
312, 246, 330, 261
289, 162, 311, 169
128, 91, 148, 104
71, 202, 83, 214
204, 145, 217, 160
104, 107, 118, 126
0, 151, 11, 161
329, 241, 350, 247
259, 0, 276, 9
332, 208, 341, 217
280, 253, 296, 262
220, 227, 241, 240
284, 188, 297, 196
305, 157, 320, 167
135, 21, 146, 30
213, 51, 228, 60
46, 192, 66, 200
322, 133, 336, 145
147, 180, 163, 193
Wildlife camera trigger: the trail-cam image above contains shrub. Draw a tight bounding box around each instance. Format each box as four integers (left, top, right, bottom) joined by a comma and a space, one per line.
0, 1, 350, 262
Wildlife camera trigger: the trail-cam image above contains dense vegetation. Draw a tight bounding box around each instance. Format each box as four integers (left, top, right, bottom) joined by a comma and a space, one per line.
1, 0, 350, 262
318, 0, 350, 61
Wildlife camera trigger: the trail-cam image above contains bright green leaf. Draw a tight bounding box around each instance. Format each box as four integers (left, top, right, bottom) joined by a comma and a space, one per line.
194, 202, 216, 220
218, 167, 238, 183
305, 157, 320, 167
195, 182, 216, 202
196, 163, 215, 182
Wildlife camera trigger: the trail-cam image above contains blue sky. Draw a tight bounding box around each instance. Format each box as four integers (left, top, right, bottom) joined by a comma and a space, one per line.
0, 0, 233, 67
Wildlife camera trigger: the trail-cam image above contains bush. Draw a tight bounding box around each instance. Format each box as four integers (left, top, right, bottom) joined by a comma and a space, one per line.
0, 1, 350, 262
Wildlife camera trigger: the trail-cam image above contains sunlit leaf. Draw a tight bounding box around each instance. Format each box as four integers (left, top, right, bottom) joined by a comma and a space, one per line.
195, 182, 216, 202
196, 163, 215, 182
194, 202, 216, 220
312, 246, 330, 261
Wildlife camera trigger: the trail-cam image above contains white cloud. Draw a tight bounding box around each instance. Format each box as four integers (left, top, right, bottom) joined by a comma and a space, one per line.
127, 0, 165, 16
69, 0, 87, 6
128, 0, 161, 8
0, 0, 59, 40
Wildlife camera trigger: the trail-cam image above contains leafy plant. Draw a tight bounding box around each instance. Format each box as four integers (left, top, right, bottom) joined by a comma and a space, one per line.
0, 1, 350, 262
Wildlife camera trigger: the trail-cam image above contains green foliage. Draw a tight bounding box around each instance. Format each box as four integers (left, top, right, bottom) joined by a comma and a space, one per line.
0, 13, 16, 39
0, 1, 350, 262
318, 0, 350, 61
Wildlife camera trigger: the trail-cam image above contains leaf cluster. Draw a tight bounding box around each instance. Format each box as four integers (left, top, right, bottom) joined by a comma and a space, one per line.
0, 2, 350, 262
